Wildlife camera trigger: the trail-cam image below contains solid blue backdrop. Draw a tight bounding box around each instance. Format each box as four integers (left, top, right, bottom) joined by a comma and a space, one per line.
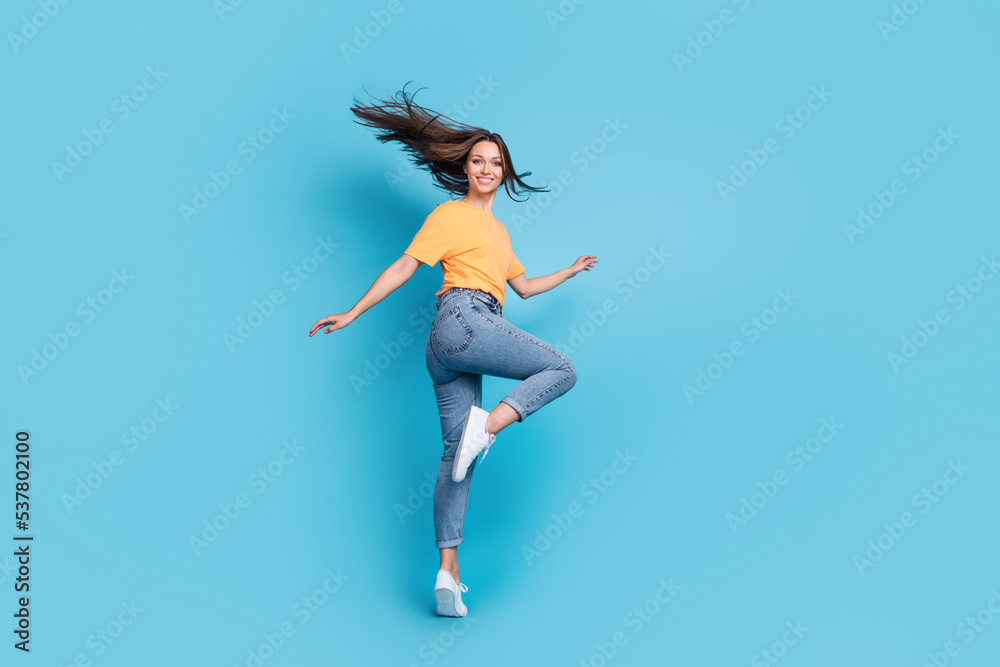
2, 0, 999, 665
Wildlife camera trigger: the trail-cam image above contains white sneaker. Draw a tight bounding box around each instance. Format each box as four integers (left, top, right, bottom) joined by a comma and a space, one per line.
434, 570, 469, 617
452, 405, 495, 483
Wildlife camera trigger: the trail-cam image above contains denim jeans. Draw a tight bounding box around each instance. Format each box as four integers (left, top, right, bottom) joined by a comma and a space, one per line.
425, 287, 578, 549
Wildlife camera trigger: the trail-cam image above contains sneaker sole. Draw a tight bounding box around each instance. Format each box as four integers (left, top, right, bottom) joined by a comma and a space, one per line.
452, 405, 480, 482
434, 587, 465, 617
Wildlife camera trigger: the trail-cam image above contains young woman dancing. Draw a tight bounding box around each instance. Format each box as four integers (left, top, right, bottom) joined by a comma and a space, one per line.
308, 85, 597, 617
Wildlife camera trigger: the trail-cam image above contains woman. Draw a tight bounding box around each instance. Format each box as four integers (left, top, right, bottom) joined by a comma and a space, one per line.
309, 84, 597, 617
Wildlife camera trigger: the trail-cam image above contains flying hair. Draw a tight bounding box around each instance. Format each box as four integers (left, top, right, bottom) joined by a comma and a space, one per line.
349, 81, 549, 202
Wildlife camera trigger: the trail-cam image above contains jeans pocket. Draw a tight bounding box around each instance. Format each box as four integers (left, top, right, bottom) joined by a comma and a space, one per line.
432, 305, 475, 354
471, 293, 499, 316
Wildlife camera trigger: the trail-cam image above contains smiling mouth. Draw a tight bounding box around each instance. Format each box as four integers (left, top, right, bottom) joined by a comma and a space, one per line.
476, 177, 493, 184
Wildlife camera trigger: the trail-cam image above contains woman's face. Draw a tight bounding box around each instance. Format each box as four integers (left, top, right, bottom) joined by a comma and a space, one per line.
463, 141, 504, 196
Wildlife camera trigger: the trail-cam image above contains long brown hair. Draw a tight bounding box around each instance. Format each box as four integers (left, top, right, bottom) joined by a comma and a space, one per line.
350, 82, 549, 202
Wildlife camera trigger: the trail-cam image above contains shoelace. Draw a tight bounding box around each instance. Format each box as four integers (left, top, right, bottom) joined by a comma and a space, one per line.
478, 433, 497, 465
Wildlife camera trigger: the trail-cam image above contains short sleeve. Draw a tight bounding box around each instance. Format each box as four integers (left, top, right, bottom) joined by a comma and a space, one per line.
403, 216, 451, 267
507, 250, 525, 280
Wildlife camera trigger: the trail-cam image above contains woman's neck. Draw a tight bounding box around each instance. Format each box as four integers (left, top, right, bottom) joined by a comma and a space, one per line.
460, 189, 497, 214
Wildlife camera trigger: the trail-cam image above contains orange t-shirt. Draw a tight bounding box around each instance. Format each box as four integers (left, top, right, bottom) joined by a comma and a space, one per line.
403, 199, 525, 307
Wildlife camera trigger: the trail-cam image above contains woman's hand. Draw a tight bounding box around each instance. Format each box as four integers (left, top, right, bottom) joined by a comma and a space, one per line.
569, 255, 598, 276
309, 312, 356, 337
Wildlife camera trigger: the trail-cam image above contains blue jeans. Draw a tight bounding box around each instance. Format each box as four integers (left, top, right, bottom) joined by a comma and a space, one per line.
425, 287, 577, 548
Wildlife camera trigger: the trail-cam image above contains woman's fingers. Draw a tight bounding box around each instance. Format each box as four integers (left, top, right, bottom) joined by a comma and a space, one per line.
310, 313, 353, 336
309, 316, 334, 336
575, 255, 598, 271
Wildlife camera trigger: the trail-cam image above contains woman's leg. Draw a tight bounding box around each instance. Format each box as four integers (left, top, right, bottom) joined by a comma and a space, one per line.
425, 327, 483, 580
439, 546, 458, 583
485, 402, 521, 436
424, 291, 579, 581
438, 294, 578, 425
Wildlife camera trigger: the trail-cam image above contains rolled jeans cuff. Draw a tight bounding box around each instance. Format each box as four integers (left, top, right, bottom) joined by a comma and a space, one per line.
500, 398, 525, 423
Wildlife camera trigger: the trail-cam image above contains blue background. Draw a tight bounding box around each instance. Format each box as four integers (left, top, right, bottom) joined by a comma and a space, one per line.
2, 0, 999, 665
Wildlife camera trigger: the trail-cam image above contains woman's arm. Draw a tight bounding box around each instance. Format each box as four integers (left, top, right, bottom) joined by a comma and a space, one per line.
508, 255, 598, 299
309, 254, 421, 336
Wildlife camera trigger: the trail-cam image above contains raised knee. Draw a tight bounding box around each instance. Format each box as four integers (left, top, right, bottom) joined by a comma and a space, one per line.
562, 358, 577, 389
